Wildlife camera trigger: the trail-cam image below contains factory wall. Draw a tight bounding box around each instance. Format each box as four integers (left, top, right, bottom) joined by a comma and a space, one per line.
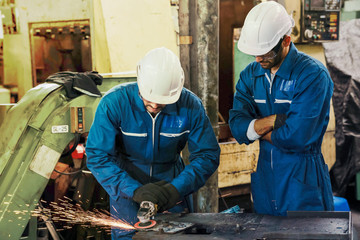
3, 0, 91, 98
3, 0, 178, 99
92, 0, 179, 75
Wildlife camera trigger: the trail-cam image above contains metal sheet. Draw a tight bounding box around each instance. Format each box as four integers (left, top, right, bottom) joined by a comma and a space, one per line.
29, 145, 61, 179
134, 212, 352, 240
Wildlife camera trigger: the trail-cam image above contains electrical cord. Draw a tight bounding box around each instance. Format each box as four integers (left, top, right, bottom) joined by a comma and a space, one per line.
61, 133, 81, 157
53, 165, 88, 175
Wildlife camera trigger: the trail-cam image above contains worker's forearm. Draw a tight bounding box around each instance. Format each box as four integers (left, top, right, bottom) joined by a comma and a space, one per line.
261, 131, 272, 143
254, 115, 276, 136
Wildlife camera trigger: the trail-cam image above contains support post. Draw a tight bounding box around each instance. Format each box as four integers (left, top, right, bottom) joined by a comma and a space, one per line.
186, 0, 219, 213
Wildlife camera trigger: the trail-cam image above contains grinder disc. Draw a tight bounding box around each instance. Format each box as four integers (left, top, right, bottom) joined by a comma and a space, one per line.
134, 219, 156, 229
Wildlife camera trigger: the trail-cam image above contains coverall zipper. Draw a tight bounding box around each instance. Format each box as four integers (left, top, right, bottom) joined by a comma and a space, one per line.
266, 72, 276, 210
265, 73, 273, 94
147, 111, 161, 178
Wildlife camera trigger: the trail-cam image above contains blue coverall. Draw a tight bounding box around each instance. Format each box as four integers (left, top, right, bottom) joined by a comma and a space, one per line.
86, 82, 220, 239
229, 43, 334, 216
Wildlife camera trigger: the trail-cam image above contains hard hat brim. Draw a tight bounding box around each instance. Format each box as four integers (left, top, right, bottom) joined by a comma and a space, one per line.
139, 87, 181, 105
237, 41, 274, 56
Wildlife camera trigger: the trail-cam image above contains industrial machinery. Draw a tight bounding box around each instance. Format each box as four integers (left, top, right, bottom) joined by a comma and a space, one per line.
0, 75, 135, 239
302, 0, 341, 41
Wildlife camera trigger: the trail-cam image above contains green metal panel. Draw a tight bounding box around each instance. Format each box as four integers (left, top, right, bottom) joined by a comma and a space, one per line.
341, 0, 360, 21
0, 83, 61, 176
98, 76, 137, 94
0, 104, 16, 127
0, 76, 135, 239
234, 41, 255, 91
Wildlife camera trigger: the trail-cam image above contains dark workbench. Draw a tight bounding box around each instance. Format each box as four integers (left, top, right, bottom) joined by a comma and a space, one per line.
134, 211, 353, 239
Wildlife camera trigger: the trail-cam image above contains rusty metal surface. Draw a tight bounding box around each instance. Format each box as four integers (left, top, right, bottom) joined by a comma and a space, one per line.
187, 0, 220, 214
133, 212, 352, 240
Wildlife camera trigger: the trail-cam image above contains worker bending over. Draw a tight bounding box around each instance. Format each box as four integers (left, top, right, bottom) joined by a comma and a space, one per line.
86, 47, 220, 239
229, 1, 334, 215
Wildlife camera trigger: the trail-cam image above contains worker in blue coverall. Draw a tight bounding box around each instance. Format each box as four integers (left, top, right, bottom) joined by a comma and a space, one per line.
229, 1, 334, 216
86, 47, 220, 239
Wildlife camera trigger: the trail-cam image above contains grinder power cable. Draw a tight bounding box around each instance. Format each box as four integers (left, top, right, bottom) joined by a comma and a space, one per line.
134, 201, 157, 229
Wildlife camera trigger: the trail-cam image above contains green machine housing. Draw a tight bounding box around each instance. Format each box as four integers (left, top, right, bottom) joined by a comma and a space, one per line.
0, 76, 135, 239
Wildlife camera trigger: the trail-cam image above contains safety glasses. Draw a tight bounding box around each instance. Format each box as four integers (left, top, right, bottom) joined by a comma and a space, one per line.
254, 37, 284, 61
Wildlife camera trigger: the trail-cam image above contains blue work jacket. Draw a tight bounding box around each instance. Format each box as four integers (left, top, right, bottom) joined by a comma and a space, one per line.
229, 43, 334, 216
86, 82, 220, 238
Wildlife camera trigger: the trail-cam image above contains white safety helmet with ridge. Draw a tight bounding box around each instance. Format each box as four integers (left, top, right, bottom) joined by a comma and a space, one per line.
237, 1, 295, 56
137, 47, 184, 104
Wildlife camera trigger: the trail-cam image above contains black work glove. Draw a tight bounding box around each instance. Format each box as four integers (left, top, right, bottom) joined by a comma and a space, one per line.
133, 180, 169, 209
273, 113, 287, 130
158, 183, 180, 212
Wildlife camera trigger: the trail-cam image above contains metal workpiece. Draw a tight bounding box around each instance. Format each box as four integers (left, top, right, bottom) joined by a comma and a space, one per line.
133, 212, 353, 240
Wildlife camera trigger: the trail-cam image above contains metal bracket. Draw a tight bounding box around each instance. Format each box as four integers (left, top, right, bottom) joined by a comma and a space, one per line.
179, 36, 193, 45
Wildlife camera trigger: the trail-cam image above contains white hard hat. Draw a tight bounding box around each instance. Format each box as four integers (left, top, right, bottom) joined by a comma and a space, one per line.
137, 47, 184, 104
237, 1, 295, 56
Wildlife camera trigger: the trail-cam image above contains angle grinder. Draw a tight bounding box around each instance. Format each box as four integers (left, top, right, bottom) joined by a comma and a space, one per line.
134, 201, 158, 229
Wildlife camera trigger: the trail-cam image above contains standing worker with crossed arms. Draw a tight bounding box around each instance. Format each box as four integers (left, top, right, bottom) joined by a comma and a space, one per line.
230, 1, 334, 216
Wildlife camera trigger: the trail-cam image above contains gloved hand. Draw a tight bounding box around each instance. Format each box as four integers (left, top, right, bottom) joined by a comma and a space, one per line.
273, 113, 287, 130
133, 180, 169, 209
158, 183, 180, 212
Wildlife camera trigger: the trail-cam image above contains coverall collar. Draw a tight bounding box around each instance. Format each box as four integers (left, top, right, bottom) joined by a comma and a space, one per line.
133, 86, 178, 116
275, 42, 298, 79
253, 42, 298, 80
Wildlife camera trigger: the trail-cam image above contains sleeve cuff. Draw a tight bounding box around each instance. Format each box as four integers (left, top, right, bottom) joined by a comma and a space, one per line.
247, 119, 261, 141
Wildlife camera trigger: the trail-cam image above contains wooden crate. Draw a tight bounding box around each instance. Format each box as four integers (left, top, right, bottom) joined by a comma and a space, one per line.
321, 130, 336, 170
218, 141, 259, 188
